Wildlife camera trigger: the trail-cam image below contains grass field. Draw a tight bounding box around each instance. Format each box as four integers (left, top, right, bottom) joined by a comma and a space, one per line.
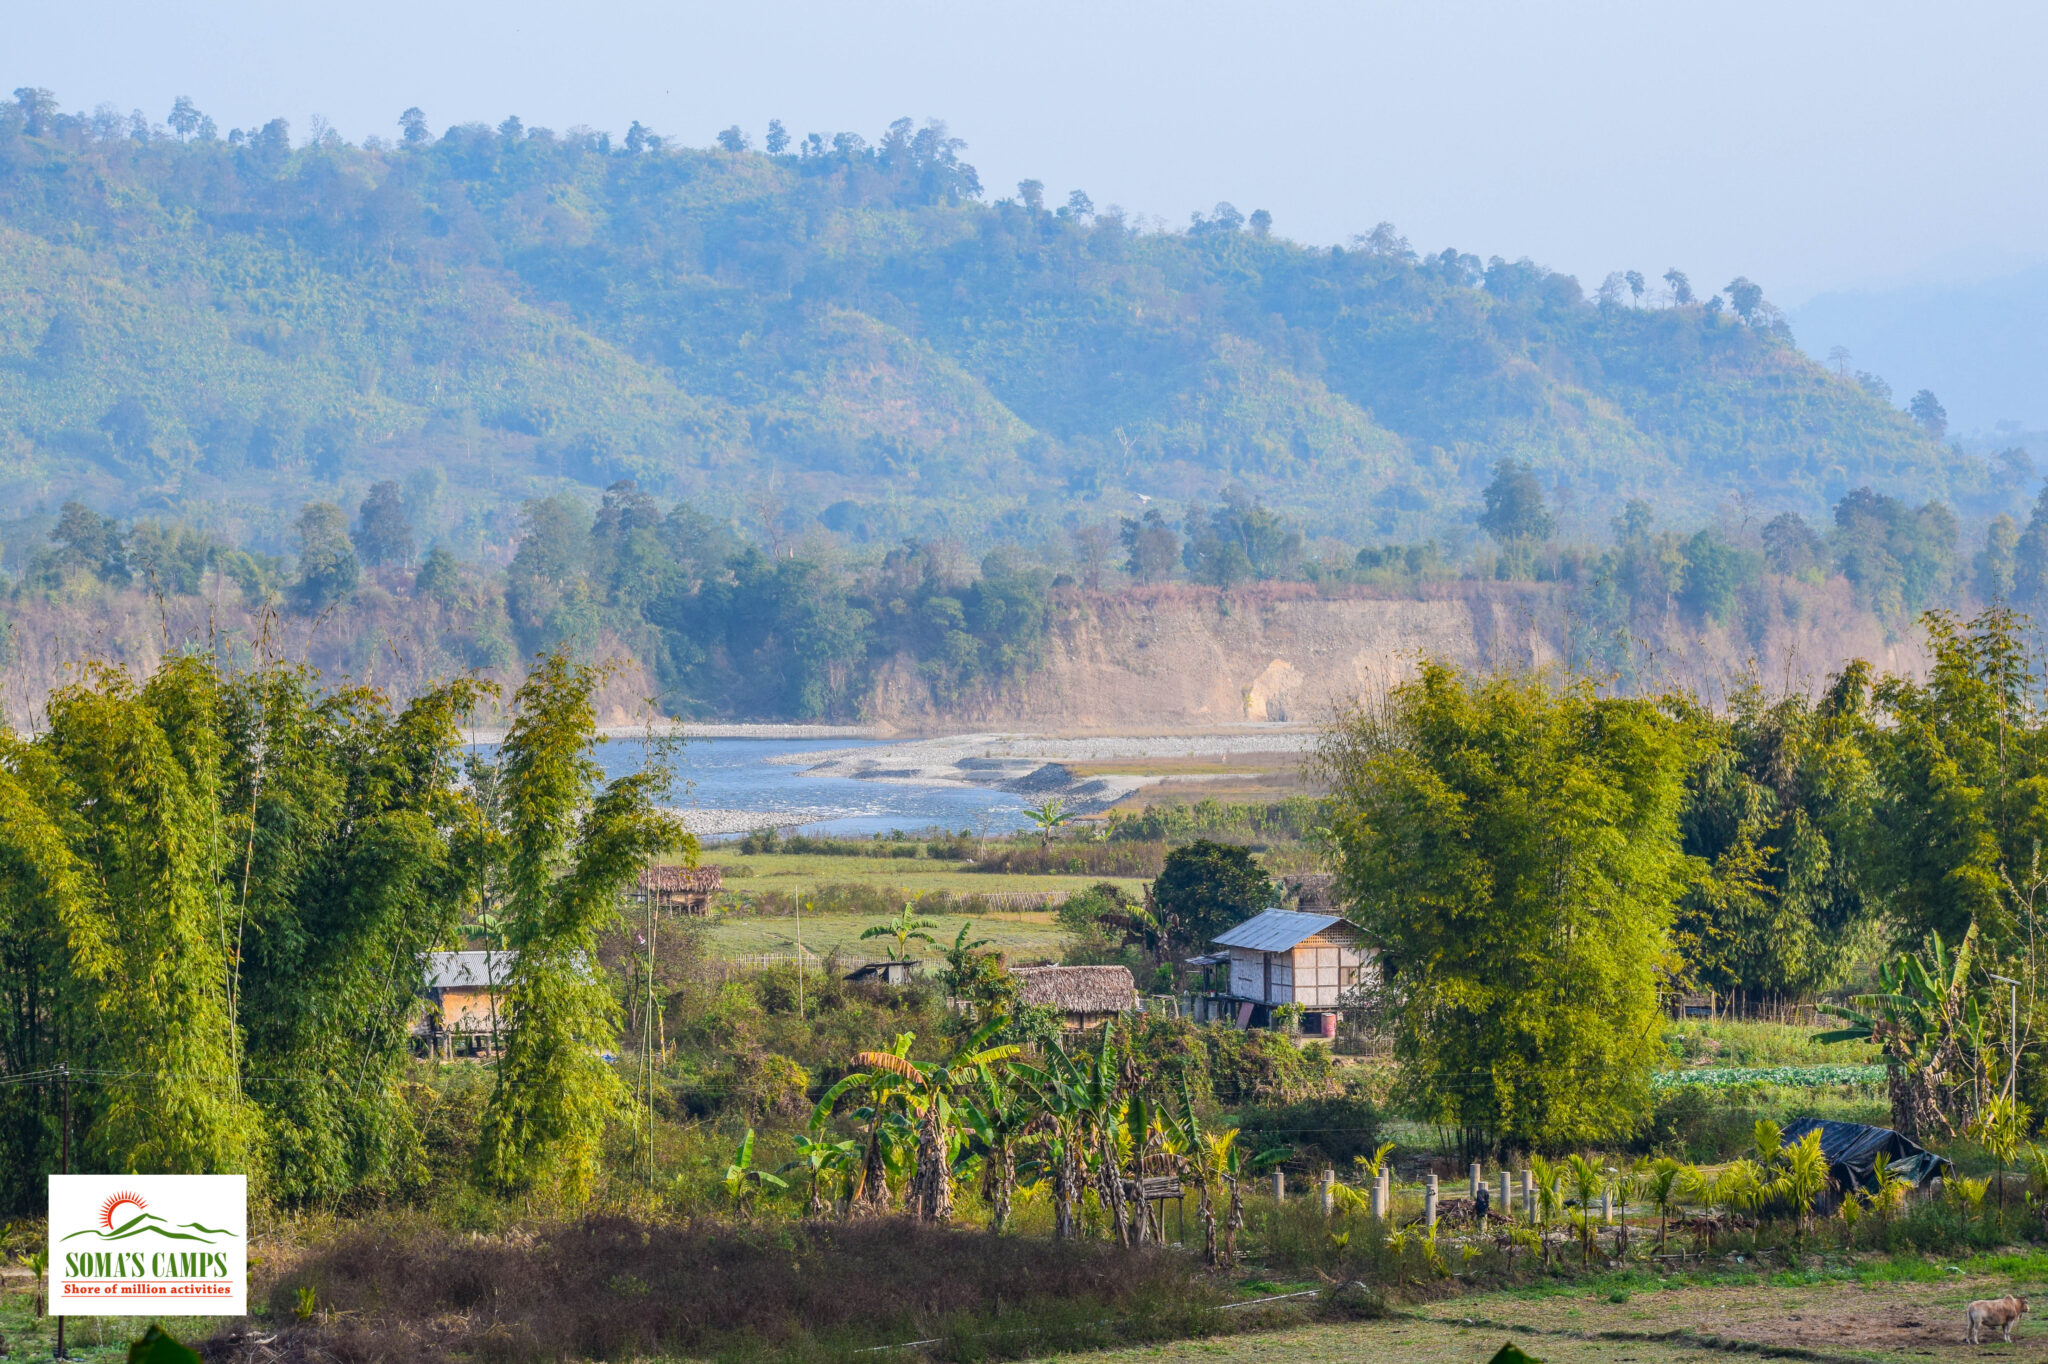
702, 851, 1148, 901
1050, 1253, 2048, 1362
704, 909, 1071, 962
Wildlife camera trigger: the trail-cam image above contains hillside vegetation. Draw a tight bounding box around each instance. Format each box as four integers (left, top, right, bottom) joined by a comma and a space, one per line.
0, 89, 1970, 560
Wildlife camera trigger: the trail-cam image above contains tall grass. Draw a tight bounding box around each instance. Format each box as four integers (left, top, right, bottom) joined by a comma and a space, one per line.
237, 1214, 1226, 1363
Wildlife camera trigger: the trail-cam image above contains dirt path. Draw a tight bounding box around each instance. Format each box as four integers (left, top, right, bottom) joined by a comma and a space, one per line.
1049, 1269, 2048, 1363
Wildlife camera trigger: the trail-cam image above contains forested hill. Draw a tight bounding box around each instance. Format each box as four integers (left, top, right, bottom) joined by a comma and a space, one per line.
0, 92, 1971, 558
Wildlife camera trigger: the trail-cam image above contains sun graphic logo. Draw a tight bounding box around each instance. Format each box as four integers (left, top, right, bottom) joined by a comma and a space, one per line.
99, 1190, 147, 1232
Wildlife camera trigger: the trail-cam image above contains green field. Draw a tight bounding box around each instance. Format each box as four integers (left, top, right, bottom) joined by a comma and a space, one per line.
704, 909, 1071, 963
703, 850, 1147, 902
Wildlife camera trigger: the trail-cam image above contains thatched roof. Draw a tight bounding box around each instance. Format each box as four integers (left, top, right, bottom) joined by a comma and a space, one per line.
1013, 965, 1137, 1015
637, 865, 723, 893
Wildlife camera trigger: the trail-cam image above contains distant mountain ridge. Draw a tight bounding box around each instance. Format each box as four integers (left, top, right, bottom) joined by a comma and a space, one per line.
0, 92, 1969, 557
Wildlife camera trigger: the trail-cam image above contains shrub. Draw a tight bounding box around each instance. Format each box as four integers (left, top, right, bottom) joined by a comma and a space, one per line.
1237, 1091, 1385, 1173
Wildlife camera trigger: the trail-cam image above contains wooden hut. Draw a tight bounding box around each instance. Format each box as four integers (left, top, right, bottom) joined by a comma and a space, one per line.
1012, 965, 1138, 1030
631, 865, 723, 915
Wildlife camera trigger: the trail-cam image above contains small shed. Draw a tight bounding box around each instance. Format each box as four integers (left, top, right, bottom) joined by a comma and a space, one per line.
844, 960, 920, 986
418, 950, 515, 1057
1013, 965, 1138, 1030
1209, 909, 1372, 1032
632, 865, 723, 915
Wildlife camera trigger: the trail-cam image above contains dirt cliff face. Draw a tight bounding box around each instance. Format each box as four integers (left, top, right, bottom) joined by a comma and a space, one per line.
862, 580, 1934, 731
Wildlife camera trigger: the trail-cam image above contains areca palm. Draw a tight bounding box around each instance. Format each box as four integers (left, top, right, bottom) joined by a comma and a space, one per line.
1771, 1129, 1830, 1235
1644, 1157, 1686, 1251
1565, 1155, 1604, 1263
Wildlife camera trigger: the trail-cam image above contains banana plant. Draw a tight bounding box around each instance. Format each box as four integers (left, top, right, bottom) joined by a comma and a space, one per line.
960, 1064, 1035, 1233
1818, 924, 1986, 1138
860, 903, 939, 960
854, 1018, 1020, 1225
723, 1128, 788, 1218
814, 1032, 916, 1217
782, 1129, 859, 1218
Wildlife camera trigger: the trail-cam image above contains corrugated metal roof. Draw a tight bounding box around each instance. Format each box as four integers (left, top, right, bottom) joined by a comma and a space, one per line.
426, 950, 515, 990
1210, 909, 1351, 952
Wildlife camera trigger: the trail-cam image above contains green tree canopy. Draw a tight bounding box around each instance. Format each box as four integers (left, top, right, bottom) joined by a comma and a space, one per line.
1320, 662, 1701, 1153
1149, 839, 1277, 961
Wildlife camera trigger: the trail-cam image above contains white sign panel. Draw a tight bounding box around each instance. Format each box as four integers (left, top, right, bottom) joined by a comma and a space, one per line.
49, 1175, 247, 1315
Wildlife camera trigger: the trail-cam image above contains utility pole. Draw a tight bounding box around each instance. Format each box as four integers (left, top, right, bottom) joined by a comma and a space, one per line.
1991, 973, 2022, 1100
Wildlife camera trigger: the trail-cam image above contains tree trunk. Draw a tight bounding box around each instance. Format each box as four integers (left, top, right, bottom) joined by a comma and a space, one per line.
987, 1139, 1014, 1233
1053, 1139, 1081, 1241
1097, 1132, 1133, 1246
909, 1103, 953, 1224
1224, 1176, 1243, 1265
1199, 1180, 1218, 1265
851, 1129, 892, 1218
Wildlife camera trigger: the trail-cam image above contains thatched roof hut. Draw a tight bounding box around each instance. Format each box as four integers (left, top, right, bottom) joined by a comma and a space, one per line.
1013, 965, 1137, 1029
631, 865, 723, 915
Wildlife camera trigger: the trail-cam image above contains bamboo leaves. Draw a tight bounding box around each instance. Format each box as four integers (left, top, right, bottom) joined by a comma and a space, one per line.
476, 651, 692, 1197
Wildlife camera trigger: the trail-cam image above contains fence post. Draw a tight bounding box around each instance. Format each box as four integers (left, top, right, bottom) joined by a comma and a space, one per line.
1370, 1173, 1386, 1219
1601, 1189, 1613, 1224
1425, 1173, 1439, 1230
1321, 1168, 1335, 1217
1469, 1162, 1481, 1201
1499, 1168, 1512, 1220
1273, 1169, 1285, 1201
1521, 1169, 1535, 1222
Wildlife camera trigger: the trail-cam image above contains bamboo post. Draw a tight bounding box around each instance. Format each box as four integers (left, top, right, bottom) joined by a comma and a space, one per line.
1425, 1173, 1439, 1229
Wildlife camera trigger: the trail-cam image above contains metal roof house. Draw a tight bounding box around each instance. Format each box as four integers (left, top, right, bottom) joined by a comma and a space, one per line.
417, 950, 515, 1058
1194, 909, 1372, 1035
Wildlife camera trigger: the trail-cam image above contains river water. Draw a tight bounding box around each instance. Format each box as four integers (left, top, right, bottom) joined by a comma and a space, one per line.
585, 735, 1031, 841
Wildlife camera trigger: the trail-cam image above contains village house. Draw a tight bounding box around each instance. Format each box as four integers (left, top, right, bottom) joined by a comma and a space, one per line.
1012, 964, 1138, 1030
1188, 908, 1372, 1037
416, 950, 514, 1058
631, 864, 724, 915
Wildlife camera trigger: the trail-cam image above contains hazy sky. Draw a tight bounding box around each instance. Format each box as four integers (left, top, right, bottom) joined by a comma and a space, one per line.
10, 0, 2047, 307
